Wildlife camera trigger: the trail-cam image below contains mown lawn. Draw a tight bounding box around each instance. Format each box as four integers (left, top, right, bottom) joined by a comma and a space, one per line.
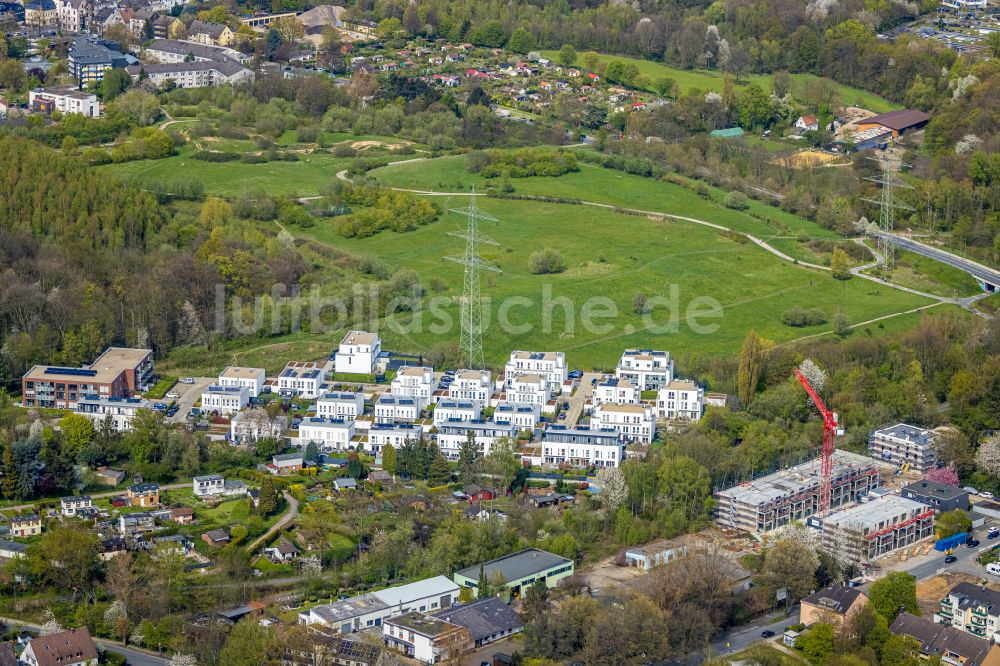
873, 247, 982, 298
539, 51, 898, 112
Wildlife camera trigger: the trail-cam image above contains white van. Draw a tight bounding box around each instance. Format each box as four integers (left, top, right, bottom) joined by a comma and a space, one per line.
986, 562, 1000, 576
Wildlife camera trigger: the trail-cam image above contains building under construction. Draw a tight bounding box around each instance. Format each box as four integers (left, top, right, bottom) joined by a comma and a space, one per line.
714, 451, 881, 534
820, 495, 934, 563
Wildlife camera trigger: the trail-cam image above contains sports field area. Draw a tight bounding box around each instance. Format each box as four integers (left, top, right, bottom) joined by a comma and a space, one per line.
539, 51, 899, 113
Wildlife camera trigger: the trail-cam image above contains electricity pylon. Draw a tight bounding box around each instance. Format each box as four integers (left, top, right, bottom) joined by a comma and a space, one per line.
445, 188, 500, 370
861, 156, 913, 271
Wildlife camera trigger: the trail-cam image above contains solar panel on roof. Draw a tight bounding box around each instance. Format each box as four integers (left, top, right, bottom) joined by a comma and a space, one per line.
530, 352, 544, 360
45, 367, 97, 377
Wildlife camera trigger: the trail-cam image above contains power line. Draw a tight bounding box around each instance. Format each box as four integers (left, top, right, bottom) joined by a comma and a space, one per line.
861, 156, 914, 271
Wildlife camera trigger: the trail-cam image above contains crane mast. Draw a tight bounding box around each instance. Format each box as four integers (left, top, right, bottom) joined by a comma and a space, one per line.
794, 368, 838, 517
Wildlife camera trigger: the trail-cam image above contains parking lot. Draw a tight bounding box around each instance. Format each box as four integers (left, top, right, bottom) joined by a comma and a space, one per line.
885, 6, 1000, 53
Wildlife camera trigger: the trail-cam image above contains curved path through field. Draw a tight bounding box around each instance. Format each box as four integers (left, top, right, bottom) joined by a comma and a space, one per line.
323, 163, 993, 321
245, 490, 299, 553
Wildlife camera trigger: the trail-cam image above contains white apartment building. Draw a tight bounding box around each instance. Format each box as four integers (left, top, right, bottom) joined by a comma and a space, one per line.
656, 379, 704, 421
200, 385, 249, 416
375, 394, 420, 424
542, 426, 625, 468
383, 613, 467, 665
492, 402, 540, 430
615, 349, 674, 391
504, 351, 567, 394
29, 86, 100, 117
316, 391, 365, 419
193, 474, 225, 497
60, 495, 93, 517
436, 421, 518, 460
505, 374, 551, 408
433, 400, 480, 427
126, 59, 254, 88
868, 423, 939, 472
390, 366, 435, 410
368, 423, 423, 456
298, 417, 356, 452
448, 369, 492, 407
335, 330, 381, 375
937, 582, 1000, 642
277, 362, 324, 398
217, 366, 265, 397
593, 403, 655, 444
75, 396, 150, 431
592, 377, 639, 406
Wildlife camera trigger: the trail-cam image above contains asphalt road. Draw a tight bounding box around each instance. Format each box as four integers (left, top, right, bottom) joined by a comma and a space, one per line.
880, 232, 1000, 288
165, 376, 213, 424
666, 605, 800, 664
564, 372, 602, 426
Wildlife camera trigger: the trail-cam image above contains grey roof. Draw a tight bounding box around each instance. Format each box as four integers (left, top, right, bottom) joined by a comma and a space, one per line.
145, 38, 233, 62
455, 548, 572, 583
312, 593, 388, 623
904, 479, 968, 501
802, 584, 865, 614
188, 19, 228, 38
948, 582, 1000, 613
0, 539, 28, 555
432, 597, 523, 642
890, 612, 996, 665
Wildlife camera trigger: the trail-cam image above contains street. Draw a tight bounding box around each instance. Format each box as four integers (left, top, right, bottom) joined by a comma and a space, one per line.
0, 617, 167, 666
881, 232, 1000, 290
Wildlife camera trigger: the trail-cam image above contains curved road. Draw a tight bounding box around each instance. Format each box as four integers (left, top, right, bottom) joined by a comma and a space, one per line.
878, 232, 1000, 290
245, 490, 299, 553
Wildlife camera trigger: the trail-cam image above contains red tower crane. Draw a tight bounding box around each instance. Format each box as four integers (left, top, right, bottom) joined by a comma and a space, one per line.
794, 368, 839, 518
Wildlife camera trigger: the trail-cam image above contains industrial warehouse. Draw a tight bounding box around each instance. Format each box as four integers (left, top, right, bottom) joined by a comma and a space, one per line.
714, 450, 882, 534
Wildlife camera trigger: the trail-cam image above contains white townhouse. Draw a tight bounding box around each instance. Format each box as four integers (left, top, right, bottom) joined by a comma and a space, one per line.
505, 374, 551, 408
335, 330, 381, 375
298, 417, 356, 452
593, 403, 655, 444
492, 402, 540, 430
504, 351, 567, 393
75, 396, 149, 431
436, 420, 517, 460
390, 366, 435, 410
217, 366, 265, 397
448, 369, 492, 408
278, 362, 324, 398
657, 379, 704, 421
432, 400, 480, 427
193, 474, 225, 497
375, 394, 420, 424
29, 86, 100, 117
592, 377, 639, 406
300, 576, 460, 633
200, 385, 250, 416
368, 423, 423, 456
60, 495, 93, 517
542, 425, 625, 468
316, 391, 365, 419
615, 349, 674, 391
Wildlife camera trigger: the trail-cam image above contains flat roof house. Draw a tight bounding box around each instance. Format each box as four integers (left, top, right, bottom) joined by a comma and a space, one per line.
217, 366, 266, 397
316, 391, 365, 420
542, 425, 625, 468
298, 417, 356, 453
447, 369, 492, 408
367, 423, 423, 456
615, 348, 673, 391
592, 377, 639, 406
504, 374, 550, 408
433, 400, 480, 428
624, 538, 689, 571
657, 379, 704, 422
201, 384, 250, 416
60, 495, 93, 517
491, 402, 539, 430
75, 396, 150, 431
821, 495, 934, 563
29, 86, 99, 117
504, 351, 567, 394
374, 394, 420, 424
335, 330, 381, 375
278, 362, 325, 399
454, 548, 574, 598
436, 420, 517, 460
592, 403, 654, 444
390, 366, 435, 410
127, 482, 160, 507
383, 612, 469, 665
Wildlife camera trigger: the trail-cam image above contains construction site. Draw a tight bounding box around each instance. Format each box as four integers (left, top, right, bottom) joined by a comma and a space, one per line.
821, 495, 935, 563
713, 450, 882, 535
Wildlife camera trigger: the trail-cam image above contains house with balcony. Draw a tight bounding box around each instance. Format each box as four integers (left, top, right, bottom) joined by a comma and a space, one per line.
492, 402, 539, 430
615, 349, 673, 391
367, 423, 423, 456
75, 396, 150, 431
334, 330, 381, 375
447, 370, 492, 408
298, 417, 356, 452
937, 582, 1000, 642
316, 391, 365, 419
656, 379, 704, 421
200, 384, 250, 416
278, 362, 325, 398
505, 374, 550, 408
60, 496, 93, 517
541, 425, 624, 468
432, 400, 480, 427
868, 423, 939, 472
217, 366, 265, 397
390, 366, 435, 410
128, 483, 160, 507
374, 394, 420, 424
436, 420, 517, 460
592, 403, 654, 444
10, 514, 42, 537
592, 377, 638, 406
503, 351, 567, 394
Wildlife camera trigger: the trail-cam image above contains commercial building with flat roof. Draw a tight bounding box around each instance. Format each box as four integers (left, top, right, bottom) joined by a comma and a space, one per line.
714, 450, 881, 534
301, 576, 459, 633
454, 548, 574, 597
820, 495, 934, 563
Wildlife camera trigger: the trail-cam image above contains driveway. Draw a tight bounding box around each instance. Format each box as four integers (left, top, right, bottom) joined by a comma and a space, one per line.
563, 372, 602, 426
246, 490, 300, 553
164, 376, 213, 424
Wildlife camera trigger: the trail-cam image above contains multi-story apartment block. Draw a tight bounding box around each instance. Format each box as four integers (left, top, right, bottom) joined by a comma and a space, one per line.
492, 402, 540, 430
390, 366, 435, 410
22, 346, 152, 409
615, 349, 673, 391
505, 374, 551, 408
29, 86, 100, 117
68, 38, 131, 87
60, 496, 93, 517
200, 385, 250, 416
436, 420, 517, 460
541, 426, 625, 468
25, 0, 58, 27
593, 403, 655, 444
432, 400, 480, 427
187, 19, 235, 45
217, 366, 265, 397
447, 370, 492, 408
92, 347, 154, 394
367, 423, 422, 456
142, 38, 248, 64
126, 58, 254, 88
75, 396, 149, 431
656, 379, 705, 421
592, 377, 638, 406
868, 423, 939, 472
714, 450, 881, 534
504, 351, 567, 394
316, 391, 365, 419
374, 394, 420, 424
278, 362, 324, 398
938, 582, 1000, 642
335, 330, 381, 375
298, 417, 356, 452
820, 495, 934, 563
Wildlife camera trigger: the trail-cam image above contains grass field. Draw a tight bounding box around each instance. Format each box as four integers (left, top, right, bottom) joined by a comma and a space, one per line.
860, 244, 981, 298
99, 144, 355, 197
539, 51, 899, 113
368, 155, 841, 263
283, 197, 932, 369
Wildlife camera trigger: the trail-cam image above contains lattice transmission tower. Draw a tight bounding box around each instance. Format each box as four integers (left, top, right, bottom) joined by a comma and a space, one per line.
861, 156, 913, 271
445, 188, 500, 370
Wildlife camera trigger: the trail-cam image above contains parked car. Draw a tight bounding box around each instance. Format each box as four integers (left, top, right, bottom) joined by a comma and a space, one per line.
166, 407, 178, 417
153, 402, 168, 410
967, 539, 980, 548
761, 630, 776, 638
558, 413, 566, 420
981, 491, 994, 499
964, 486, 980, 495
568, 370, 583, 379
945, 555, 958, 564
989, 527, 1000, 539
166, 391, 179, 399
179, 377, 194, 384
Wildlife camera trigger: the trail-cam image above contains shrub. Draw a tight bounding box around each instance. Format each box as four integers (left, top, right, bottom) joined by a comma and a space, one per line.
192, 151, 239, 162
467, 147, 579, 178
240, 153, 267, 164
81, 147, 111, 165
724, 191, 750, 210
781, 306, 827, 327
529, 248, 567, 274
332, 144, 356, 158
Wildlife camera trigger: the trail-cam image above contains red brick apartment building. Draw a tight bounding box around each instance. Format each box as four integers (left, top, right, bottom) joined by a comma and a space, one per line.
21, 347, 153, 409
